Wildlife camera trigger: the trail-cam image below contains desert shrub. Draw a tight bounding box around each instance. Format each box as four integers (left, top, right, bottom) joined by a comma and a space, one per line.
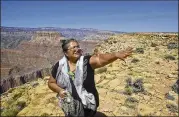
113, 40, 117, 43
167, 43, 178, 49
154, 47, 159, 51
125, 78, 145, 95
155, 61, 160, 64
125, 97, 139, 103
126, 78, 133, 87
151, 42, 158, 47
16, 101, 26, 110
124, 97, 138, 108
41, 113, 50, 116
132, 79, 144, 93
164, 55, 175, 60
6, 98, 15, 105
172, 80, 179, 94
7, 88, 16, 93
13, 92, 23, 100
95, 67, 107, 74
166, 103, 178, 113
108, 41, 113, 44
1, 100, 26, 116
124, 86, 133, 95
110, 48, 116, 52
1, 96, 26, 116
96, 85, 104, 88
165, 92, 175, 101
125, 78, 133, 95
135, 48, 144, 54
131, 58, 140, 63
31, 82, 39, 88
47, 97, 57, 104
1, 107, 19, 116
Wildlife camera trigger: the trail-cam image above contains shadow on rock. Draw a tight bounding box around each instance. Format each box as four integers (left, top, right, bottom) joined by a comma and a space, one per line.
95, 111, 108, 117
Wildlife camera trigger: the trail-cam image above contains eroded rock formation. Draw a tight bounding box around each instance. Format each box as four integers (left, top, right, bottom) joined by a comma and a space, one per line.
0, 67, 51, 94
30, 31, 64, 45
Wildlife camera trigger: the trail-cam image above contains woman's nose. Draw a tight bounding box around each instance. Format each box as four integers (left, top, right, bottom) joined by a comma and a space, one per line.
77, 48, 83, 53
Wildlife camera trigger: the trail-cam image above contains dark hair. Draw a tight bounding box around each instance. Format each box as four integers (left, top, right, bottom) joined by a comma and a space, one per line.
61, 38, 78, 52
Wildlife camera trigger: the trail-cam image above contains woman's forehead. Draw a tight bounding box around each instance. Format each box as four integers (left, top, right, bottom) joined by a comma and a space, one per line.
69, 41, 79, 46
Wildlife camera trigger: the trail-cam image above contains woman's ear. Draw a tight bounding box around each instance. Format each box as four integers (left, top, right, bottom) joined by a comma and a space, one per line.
64, 52, 68, 57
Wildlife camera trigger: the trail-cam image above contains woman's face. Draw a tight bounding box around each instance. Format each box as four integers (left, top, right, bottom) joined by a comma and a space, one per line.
65, 41, 82, 60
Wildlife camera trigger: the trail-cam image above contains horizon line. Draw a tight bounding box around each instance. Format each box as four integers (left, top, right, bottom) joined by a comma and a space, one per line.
1, 26, 178, 33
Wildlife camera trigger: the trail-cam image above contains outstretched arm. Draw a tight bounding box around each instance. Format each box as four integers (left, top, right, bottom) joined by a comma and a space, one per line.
90, 47, 133, 69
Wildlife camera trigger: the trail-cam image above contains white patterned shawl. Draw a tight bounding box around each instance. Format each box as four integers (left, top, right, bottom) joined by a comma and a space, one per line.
56, 56, 96, 111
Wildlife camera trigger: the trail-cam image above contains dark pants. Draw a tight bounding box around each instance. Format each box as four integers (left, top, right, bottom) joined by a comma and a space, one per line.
84, 108, 96, 117
65, 108, 96, 117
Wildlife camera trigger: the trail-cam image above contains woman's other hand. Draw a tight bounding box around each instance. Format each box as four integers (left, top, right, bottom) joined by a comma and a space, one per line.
58, 90, 67, 99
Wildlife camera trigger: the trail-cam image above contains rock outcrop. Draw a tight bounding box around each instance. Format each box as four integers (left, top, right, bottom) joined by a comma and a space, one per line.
29, 31, 64, 45
0, 67, 51, 94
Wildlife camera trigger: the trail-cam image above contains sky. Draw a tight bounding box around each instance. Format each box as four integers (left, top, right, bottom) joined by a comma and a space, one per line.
1, 0, 178, 32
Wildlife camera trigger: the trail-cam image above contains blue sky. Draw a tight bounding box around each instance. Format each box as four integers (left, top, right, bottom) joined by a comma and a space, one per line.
1, 1, 178, 32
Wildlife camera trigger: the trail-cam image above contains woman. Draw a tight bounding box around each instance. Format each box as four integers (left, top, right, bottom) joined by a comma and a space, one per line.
48, 39, 133, 117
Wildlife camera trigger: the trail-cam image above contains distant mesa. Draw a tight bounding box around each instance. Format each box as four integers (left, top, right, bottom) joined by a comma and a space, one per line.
30, 31, 66, 45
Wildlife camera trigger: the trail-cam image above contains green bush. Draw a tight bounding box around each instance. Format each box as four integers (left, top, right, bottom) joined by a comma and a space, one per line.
41, 113, 50, 116
124, 97, 138, 108
7, 88, 16, 93
125, 78, 145, 95
1, 100, 26, 116
6, 98, 15, 105
167, 43, 178, 49
131, 58, 140, 63
13, 92, 22, 100
125, 78, 132, 87
135, 48, 144, 54
166, 103, 178, 113
164, 55, 175, 60
154, 47, 159, 51
172, 80, 179, 94
113, 40, 117, 43
124, 86, 133, 95
132, 78, 144, 93
151, 42, 158, 47
47, 97, 57, 104
95, 67, 107, 74
16, 101, 26, 110
1, 107, 19, 116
